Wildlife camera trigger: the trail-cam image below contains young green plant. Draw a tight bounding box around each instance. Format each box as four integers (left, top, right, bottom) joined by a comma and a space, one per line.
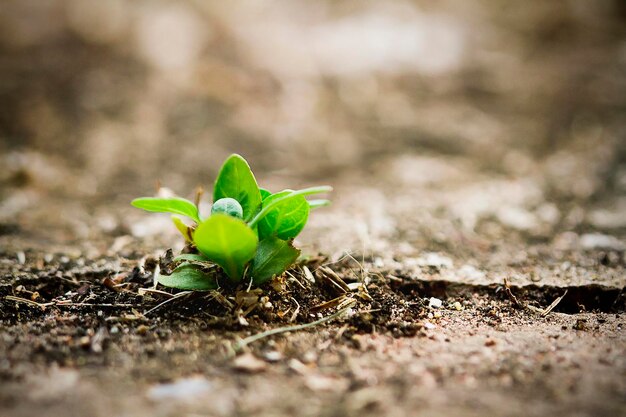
132, 154, 331, 290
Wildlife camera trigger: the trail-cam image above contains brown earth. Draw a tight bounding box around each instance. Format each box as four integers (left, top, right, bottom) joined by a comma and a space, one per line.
1, 1, 626, 416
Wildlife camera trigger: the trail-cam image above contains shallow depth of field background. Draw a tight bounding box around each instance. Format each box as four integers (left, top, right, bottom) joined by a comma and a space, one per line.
1, 0, 625, 256
1, 4, 626, 417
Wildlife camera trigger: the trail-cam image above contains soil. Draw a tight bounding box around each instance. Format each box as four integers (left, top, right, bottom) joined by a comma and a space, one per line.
1, 231, 624, 417
1, 2, 626, 416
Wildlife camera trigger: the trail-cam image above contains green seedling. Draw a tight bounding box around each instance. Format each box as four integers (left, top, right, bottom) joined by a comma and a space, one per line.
132, 154, 331, 290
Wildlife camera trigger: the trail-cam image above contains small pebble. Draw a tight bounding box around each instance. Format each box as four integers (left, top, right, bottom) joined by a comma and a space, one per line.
305, 374, 349, 392
580, 233, 625, 251
417, 253, 453, 269
301, 351, 318, 364
233, 353, 267, 373
453, 301, 463, 311
79, 336, 91, 347
423, 321, 436, 330
147, 376, 212, 401
16, 251, 26, 264
428, 297, 443, 309
263, 351, 283, 362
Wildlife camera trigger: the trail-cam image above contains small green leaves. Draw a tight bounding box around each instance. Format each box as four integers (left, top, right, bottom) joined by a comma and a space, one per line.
213, 154, 262, 221
132, 154, 332, 290
250, 237, 300, 284
193, 214, 258, 281
157, 263, 217, 290
132, 197, 201, 224
258, 193, 309, 240
211, 197, 243, 219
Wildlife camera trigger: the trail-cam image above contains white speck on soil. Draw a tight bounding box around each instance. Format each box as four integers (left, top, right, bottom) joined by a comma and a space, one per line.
147, 376, 212, 401
233, 353, 268, 373
428, 297, 443, 308
579, 233, 625, 251
415, 252, 453, 269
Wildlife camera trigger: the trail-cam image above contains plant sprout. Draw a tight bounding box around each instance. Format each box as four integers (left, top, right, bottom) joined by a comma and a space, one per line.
132, 154, 331, 290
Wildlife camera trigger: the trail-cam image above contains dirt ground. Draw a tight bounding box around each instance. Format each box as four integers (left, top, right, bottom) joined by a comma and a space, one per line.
1, 1, 625, 416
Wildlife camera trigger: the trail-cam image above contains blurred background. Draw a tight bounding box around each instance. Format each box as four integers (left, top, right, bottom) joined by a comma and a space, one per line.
1, 0, 625, 263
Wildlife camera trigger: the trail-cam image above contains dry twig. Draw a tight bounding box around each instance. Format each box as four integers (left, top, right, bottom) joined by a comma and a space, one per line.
541, 290, 568, 317
232, 301, 356, 354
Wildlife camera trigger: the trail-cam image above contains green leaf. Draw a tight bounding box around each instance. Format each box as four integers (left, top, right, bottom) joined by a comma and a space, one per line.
250, 237, 300, 284
213, 154, 262, 221
308, 199, 331, 210
173, 253, 209, 263
172, 216, 194, 242
260, 188, 272, 201
193, 214, 258, 281
248, 186, 332, 229
259, 190, 291, 210
157, 263, 217, 290
132, 197, 201, 224
258, 192, 310, 240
